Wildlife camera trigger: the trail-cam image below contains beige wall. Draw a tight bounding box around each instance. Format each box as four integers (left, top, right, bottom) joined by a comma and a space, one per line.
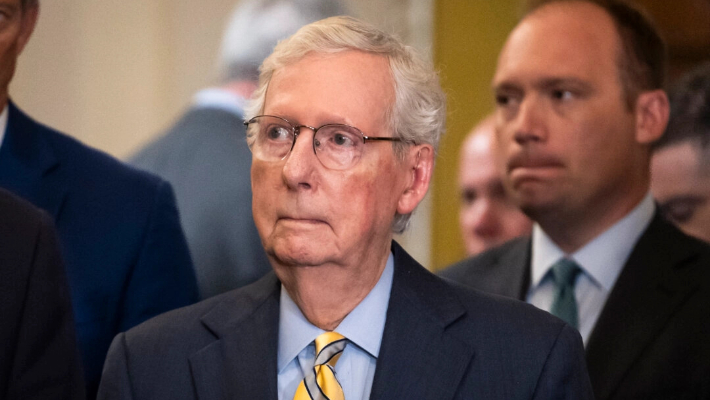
11, 0, 435, 267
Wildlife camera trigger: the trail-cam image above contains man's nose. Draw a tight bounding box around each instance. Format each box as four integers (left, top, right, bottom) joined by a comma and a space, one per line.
512, 97, 547, 145
470, 198, 500, 237
282, 127, 318, 189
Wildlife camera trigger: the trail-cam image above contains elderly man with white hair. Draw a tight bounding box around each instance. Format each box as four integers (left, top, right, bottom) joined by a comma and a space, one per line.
131, 0, 346, 299
99, 17, 593, 400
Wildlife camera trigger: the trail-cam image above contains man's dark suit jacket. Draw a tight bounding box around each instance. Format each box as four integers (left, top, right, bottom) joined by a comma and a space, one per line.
441, 214, 710, 399
0, 102, 200, 398
97, 241, 594, 400
131, 106, 270, 299
0, 188, 84, 399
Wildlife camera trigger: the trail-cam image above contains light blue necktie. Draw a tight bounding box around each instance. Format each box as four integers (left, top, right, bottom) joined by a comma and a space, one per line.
549, 258, 582, 329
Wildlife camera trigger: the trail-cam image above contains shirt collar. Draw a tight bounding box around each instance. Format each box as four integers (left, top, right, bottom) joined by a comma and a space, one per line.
191, 87, 246, 117
277, 252, 394, 372
0, 104, 9, 151
531, 193, 656, 291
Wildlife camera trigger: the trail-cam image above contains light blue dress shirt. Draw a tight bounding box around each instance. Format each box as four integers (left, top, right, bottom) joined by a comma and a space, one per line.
528, 193, 655, 344
277, 253, 394, 400
191, 87, 245, 117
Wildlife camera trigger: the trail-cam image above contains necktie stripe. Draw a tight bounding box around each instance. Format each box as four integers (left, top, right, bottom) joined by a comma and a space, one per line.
316, 340, 347, 365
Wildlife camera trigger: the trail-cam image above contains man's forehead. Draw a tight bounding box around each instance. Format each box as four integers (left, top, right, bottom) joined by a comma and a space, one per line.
494, 2, 620, 86
264, 50, 394, 126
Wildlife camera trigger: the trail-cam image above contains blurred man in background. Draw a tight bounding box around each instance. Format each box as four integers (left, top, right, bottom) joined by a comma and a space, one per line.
652, 62, 710, 243
131, 0, 346, 299
0, 1, 199, 397
458, 115, 531, 256
442, 1, 710, 398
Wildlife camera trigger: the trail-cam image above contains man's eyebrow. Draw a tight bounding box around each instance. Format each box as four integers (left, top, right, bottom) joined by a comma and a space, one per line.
492, 81, 522, 94
538, 77, 593, 92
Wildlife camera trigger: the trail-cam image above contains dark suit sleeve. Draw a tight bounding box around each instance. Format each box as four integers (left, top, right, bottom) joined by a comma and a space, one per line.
7, 213, 85, 400
119, 180, 199, 332
532, 324, 594, 399
96, 333, 132, 400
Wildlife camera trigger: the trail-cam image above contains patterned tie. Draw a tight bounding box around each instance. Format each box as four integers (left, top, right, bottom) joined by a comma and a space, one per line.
293, 331, 348, 400
549, 258, 582, 329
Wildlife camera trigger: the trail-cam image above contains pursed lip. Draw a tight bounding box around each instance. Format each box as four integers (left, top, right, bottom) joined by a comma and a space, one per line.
276, 214, 328, 225
507, 151, 564, 173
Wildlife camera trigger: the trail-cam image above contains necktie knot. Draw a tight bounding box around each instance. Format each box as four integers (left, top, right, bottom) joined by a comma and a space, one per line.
549, 258, 582, 329
294, 332, 348, 400
551, 258, 581, 286
314, 331, 347, 367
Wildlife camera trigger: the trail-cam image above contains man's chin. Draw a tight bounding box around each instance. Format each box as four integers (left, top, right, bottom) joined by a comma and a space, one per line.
267, 238, 331, 267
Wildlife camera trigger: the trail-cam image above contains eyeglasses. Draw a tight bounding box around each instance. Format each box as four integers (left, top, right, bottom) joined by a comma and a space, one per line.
244, 115, 405, 170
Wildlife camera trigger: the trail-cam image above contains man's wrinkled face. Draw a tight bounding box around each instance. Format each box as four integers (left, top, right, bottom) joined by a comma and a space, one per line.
251, 50, 411, 270
0, 0, 37, 107
652, 141, 710, 244
459, 129, 531, 256
492, 2, 640, 221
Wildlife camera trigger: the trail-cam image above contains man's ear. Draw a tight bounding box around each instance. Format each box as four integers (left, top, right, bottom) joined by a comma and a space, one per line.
17, 4, 39, 56
397, 144, 434, 215
635, 89, 669, 145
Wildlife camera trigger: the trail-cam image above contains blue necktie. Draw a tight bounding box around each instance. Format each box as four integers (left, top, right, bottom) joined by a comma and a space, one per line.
550, 258, 582, 329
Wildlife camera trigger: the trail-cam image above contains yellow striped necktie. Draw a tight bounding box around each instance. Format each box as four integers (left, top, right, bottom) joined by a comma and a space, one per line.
293, 331, 348, 400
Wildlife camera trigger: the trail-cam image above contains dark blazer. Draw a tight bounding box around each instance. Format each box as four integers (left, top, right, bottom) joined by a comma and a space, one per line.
0, 102, 200, 398
130, 106, 270, 299
441, 214, 710, 399
0, 188, 84, 399
98, 241, 594, 400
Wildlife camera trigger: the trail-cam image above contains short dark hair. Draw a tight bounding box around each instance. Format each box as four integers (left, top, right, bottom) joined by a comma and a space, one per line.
653, 62, 710, 153
21, 0, 38, 10
525, 0, 667, 109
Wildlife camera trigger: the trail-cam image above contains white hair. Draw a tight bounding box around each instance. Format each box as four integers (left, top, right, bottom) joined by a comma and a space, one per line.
246, 16, 447, 233
218, 0, 346, 82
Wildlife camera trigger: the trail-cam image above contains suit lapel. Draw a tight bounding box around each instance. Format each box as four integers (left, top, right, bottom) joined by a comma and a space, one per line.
492, 238, 531, 300
585, 214, 704, 399
189, 273, 281, 400
0, 102, 66, 219
370, 242, 475, 400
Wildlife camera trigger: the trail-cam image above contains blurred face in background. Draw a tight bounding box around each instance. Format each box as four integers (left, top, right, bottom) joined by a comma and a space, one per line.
652, 141, 710, 243
0, 0, 37, 107
459, 118, 531, 256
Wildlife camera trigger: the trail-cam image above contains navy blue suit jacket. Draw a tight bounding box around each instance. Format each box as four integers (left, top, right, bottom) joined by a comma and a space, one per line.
0, 102, 200, 398
98, 241, 594, 399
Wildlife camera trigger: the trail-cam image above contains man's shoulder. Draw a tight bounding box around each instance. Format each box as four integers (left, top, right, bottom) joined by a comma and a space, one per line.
130, 106, 247, 174
121, 272, 279, 351
438, 237, 529, 289
13, 104, 163, 186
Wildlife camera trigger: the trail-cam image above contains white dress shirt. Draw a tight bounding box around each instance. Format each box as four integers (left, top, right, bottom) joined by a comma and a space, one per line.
527, 193, 656, 344
0, 105, 9, 151
277, 253, 394, 400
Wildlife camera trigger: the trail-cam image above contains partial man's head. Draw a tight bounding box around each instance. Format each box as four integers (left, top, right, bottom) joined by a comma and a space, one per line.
0, 0, 39, 109
218, 0, 346, 84
652, 62, 710, 243
459, 115, 531, 256
492, 0, 669, 249
245, 16, 444, 273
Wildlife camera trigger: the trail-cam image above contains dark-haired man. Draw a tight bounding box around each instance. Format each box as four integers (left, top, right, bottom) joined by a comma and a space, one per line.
652, 62, 710, 243
442, 1, 710, 398
0, 0, 199, 397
